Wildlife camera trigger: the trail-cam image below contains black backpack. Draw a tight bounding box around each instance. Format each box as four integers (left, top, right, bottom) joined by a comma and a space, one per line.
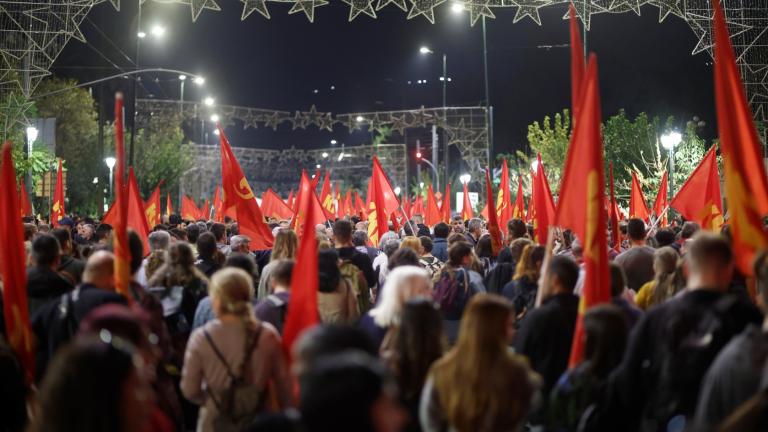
433, 268, 471, 321
265, 294, 288, 334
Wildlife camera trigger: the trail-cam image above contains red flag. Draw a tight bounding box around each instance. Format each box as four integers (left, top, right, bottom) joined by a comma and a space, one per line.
402, 195, 412, 219
425, 184, 441, 227
609, 163, 621, 251
1, 142, 34, 382
496, 160, 513, 228
282, 185, 320, 360
144, 182, 162, 228
219, 125, 274, 250
261, 188, 294, 220
670, 146, 723, 231
570, 4, 585, 119
554, 55, 611, 367
103, 169, 151, 257
309, 168, 321, 190
286, 189, 295, 211
461, 182, 474, 220
19, 183, 32, 218
202, 199, 211, 220
291, 170, 326, 236
389, 212, 401, 233
412, 195, 424, 217
334, 182, 342, 219
181, 196, 202, 221
513, 175, 525, 220
341, 189, 352, 217
653, 171, 669, 227
354, 191, 367, 218
51, 159, 65, 226
367, 157, 400, 246
713, 0, 768, 275
166, 191, 173, 216
112, 93, 131, 299
441, 183, 452, 222
484, 168, 503, 256
531, 155, 556, 243
319, 172, 335, 219
629, 171, 650, 221
212, 185, 223, 222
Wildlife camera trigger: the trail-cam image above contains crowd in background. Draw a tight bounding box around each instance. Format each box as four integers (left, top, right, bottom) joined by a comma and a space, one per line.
2, 211, 768, 432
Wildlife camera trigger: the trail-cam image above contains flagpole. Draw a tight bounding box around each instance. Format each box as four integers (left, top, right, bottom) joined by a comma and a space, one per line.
398, 204, 416, 237
645, 205, 670, 239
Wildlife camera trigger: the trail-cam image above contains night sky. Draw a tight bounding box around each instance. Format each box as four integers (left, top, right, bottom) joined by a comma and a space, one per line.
52, 2, 716, 157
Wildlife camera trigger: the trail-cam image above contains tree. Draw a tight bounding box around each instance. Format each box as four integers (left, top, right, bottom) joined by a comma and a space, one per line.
524, 109, 571, 186
131, 112, 191, 198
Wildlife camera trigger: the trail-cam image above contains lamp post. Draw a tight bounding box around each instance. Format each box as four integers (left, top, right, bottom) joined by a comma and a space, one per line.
25, 125, 38, 191
419, 46, 449, 183
105, 157, 116, 199
660, 131, 682, 202
460, 174, 471, 185
416, 151, 440, 191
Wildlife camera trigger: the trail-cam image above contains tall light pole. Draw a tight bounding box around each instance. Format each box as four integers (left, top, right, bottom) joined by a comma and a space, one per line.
25, 126, 38, 192
419, 46, 449, 183
416, 151, 440, 191
661, 131, 682, 201
105, 157, 116, 199
178, 74, 186, 114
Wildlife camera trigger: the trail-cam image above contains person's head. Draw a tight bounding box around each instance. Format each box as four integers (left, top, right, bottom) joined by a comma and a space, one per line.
399, 236, 422, 254
685, 233, 734, 292
185, 223, 200, 244
381, 238, 400, 258
23, 223, 38, 242
229, 235, 251, 254
754, 250, 768, 313
507, 219, 528, 240
332, 219, 354, 246
508, 237, 533, 264
147, 230, 171, 252
79, 304, 157, 372
654, 228, 676, 248
211, 222, 227, 243
127, 230, 144, 276
51, 228, 74, 255
419, 236, 433, 255
450, 217, 465, 233
81, 224, 94, 240
475, 234, 493, 259
292, 325, 377, 380
370, 266, 431, 328
514, 244, 546, 281
196, 232, 217, 258
270, 259, 294, 292
224, 253, 257, 284
680, 221, 701, 240
582, 304, 629, 378
168, 242, 195, 270
386, 247, 421, 271
545, 255, 580, 295
318, 249, 341, 293
270, 229, 298, 261
83, 250, 115, 291
609, 262, 627, 298
352, 230, 369, 248
626, 218, 647, 243
32, 233, 61, 269
209, 267, 254, 320
299, 352, 407, 432
392, 298, 445, 400
169, 228, 187, 242
433, 222, 450, 239
30, 336, 153, 432
378, 231, 399, 250
467, 218, 482, 237
447, 232, 466, 247
448, 241, 474, 268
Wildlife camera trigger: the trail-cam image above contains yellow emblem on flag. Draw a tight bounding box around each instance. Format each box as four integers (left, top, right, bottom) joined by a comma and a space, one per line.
235, 177, 255, 200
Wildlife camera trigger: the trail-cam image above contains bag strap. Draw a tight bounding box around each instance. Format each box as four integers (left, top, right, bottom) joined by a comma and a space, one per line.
204, 329, 237, 381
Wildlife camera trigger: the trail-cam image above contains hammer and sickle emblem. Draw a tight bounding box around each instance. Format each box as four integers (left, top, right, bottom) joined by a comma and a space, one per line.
235, 177, 255, 200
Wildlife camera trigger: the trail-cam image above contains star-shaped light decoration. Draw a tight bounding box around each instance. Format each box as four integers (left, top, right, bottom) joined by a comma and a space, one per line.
687, 11, 751, 55
289, 0, 329, 23
0, 93, 34, 135
292, 110, 308, 130
376, 0, 408, 11
608, 0, 641, 16
467, 0, 496, 27
390, 115, 407, 134
561, 0, 607, 30
319, 112, 336, 131
240, 0, 270, 19
342, 0, 377, 20
407, 0, 447, 24
648, 0, 685, 23
303, 104, 323, 127
190, 0, 221, 22
265, 112, 282, 130
512, 0, 552, 26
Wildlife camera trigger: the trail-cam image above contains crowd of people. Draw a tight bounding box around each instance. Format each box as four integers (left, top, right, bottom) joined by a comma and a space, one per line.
2, 211, 768, 432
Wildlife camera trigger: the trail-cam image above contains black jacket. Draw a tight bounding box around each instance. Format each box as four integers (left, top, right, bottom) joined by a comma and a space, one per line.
26, 267, 74, 316
336, 246, 377, 288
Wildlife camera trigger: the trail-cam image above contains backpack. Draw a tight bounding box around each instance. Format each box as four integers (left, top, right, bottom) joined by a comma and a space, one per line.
204, 324, 264, 432
339, 259, 369, 315
433, 268, 471, 321
265, 294, 288, 334
420, 256, 443, 279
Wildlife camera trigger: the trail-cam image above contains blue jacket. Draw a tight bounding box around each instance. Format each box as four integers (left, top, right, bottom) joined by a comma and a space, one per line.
432, 238, 448, 262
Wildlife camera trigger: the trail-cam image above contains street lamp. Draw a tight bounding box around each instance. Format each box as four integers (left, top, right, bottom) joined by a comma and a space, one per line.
416, 152, 440, 191
204, 97, 215, 107
330, 139, 337, 145
193, 76, 205, 85
322, 152, 329, 158
356, 115, 364, 122
661, 131, 682, 201
394, 186, 402, 196
460, 173, 471, 185
531, 159, 539, 174
450, 2, 465, 13
105, 157, 116, 199
25, 126, 38, 190
210, 114, 219, 122
150, 25, 165, 38
419, 45, 448, 183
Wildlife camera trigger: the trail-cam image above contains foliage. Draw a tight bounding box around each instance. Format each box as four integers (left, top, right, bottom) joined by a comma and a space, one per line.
524, 109, 571, 185
130, 112, 191, 197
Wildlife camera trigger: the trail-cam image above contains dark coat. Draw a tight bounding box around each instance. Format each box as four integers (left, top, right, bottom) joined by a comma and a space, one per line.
26, 267, 74, 316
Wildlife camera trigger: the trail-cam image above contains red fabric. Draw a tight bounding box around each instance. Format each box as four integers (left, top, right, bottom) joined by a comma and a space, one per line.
713, 0, 768, 275
425, 184, 441, 227
629, 171, 650, 221
181, 196, 202, 221
441, 183, 452, 222
670, 146, 723, 231
165, 192, 173, 216
309, 169, 321, 190
319, 172, 335, 219
51, 159, 65, 226
282, 187, 320, 361
354, 191, 367, 218
127, 170, 151, 256
461, 182, 474, 220
201, 199, 210, 220
402, 195, 412, 219
484, 168, 503, 256
218, 125, 274, 250
653, 171, 668, 227
1, 142, 35, 382
570, 4, 585, 120
531, 155, 556, 243
554, 55, 611, 367
366, 157, 400, 246
112, 94, 131, 300
286, 189, 295, 211
496, 160, 513, 228
261, 188, 294, 220
291, 171, 326, 237
19, 183, 32, 217
412, 195, 424, 217
212, 185, 223, 222
608, 163, 621, 251
144, 182, 162, 228
334, 182, 342, 219
513, 175, 525, 220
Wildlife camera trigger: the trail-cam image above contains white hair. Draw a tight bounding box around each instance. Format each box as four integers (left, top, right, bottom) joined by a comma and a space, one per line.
378, 230, 399, 249
369, 265, 431, 328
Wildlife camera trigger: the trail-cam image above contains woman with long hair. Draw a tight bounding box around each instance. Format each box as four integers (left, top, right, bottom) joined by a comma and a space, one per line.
359, 265, 433, 350
317, 249, 360, 324
383, 298, 445, 432
420, 294, 540, 432
256, 230, 298, 300
181, 268, 293, 431
474, 234, 495, 276
634, 246, 679, 310
502, 244, 546, 323
433, 242, 485, 344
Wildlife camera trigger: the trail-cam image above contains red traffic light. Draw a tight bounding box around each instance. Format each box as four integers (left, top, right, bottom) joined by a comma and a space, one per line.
416, 152, 422, 159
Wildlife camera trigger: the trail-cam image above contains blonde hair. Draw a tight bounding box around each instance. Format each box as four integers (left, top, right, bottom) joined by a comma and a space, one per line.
400, 236, 423, 254
369, 265, 431, 328
270, 230, 298, 261
210, 267, 255, 320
